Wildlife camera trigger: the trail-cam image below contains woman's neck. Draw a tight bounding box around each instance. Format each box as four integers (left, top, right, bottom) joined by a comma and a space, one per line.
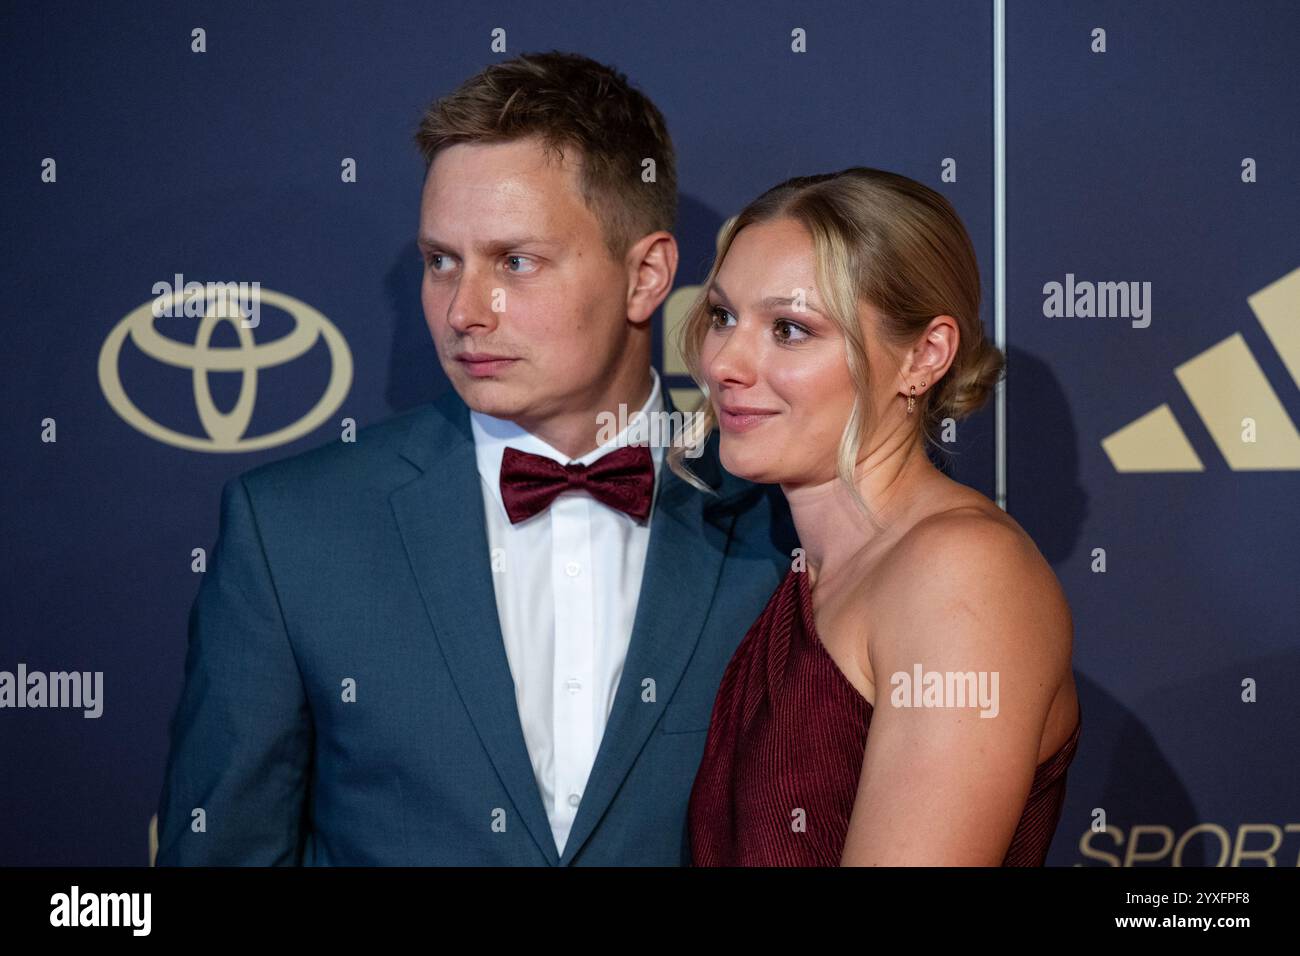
782, 429, 939, 588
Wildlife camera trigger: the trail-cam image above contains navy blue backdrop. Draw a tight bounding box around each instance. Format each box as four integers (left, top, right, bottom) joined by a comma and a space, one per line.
2, 0, 1297, 865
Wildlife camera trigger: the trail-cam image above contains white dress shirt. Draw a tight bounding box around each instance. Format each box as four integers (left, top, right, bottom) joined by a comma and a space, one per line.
469, 367, 665, 857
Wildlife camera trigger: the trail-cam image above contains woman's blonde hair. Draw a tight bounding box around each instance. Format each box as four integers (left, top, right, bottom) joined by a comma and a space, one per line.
668, 167, 1004, 528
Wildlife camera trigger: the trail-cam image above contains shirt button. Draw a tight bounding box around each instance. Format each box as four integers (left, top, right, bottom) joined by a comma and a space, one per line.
565, 561, 581, 577
568, 793, 581, 808
565, 677, 582, 694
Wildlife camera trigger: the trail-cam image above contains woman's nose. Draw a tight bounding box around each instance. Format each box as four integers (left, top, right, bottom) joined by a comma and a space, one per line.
706, 322, 757, 387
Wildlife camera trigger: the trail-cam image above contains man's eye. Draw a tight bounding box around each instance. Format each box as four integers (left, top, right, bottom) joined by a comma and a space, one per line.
774, 318, 811, 343
708, 306, 734, 328
505, 255, 537, 274
424, 253, 455, 273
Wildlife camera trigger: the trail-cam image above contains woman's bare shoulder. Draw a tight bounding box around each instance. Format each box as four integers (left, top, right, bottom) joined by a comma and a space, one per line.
873, 488, 1073, 660
898, 484, 1050, 573
860, 483, 1078, 763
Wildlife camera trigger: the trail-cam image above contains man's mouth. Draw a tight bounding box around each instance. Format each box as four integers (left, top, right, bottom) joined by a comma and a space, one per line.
456, 353, 519, 377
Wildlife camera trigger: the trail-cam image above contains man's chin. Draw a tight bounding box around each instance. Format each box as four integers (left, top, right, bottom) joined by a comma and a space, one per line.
450, 376, 529, 419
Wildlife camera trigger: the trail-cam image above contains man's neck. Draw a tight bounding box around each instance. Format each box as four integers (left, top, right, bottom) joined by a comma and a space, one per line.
520, 367, 655, 460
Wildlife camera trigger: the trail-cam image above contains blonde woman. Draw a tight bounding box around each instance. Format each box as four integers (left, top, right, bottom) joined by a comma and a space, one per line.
677, 168, 1081, 866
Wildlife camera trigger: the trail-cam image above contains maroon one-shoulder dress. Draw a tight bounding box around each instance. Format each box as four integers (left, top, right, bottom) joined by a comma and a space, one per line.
688, 566, 1081, 866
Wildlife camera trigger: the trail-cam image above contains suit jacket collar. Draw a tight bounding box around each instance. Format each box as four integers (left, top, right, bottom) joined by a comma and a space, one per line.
390, 380, 745, 865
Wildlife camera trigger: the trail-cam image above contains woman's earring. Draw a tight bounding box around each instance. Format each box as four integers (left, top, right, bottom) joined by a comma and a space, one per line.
907, 385, 916, 415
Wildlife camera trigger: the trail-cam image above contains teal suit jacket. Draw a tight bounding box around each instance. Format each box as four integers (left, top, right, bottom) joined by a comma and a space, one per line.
156, 385, 796, 865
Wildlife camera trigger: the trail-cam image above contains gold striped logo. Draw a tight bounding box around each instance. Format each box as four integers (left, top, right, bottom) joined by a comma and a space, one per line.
1102, 267, 1300, 471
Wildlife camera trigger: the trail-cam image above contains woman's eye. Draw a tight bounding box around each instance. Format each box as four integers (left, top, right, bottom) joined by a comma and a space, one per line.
774, 318, 811, 343
708, 305, 735, 329
505, 255, 537, 274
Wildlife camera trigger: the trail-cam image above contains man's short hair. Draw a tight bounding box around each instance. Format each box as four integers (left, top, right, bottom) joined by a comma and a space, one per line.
413, 50, 677, 260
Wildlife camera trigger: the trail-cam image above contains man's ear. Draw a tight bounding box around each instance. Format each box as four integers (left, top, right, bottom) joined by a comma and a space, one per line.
901, 315, 960, 398
626, 231, 679, 326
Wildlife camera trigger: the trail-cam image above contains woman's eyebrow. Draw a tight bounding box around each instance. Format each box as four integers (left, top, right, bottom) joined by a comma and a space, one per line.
708, 281, 826, 317
760, 295, 825, 317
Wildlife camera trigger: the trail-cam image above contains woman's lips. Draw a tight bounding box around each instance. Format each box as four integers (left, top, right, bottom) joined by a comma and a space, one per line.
457, 355, 518, 377
718, 407, 778, 432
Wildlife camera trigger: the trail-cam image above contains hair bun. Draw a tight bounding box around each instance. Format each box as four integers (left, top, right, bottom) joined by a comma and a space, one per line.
933, 339, 1005, 422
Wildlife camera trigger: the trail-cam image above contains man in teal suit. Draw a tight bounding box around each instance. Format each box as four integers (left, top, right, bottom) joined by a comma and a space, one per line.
156, 51, 795, 866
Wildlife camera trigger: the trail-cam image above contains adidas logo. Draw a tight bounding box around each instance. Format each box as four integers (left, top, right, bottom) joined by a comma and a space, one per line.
1103, 267, 1300, 471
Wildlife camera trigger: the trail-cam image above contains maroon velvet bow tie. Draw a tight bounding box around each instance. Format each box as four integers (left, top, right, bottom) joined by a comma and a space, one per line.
499, 445, 654, 524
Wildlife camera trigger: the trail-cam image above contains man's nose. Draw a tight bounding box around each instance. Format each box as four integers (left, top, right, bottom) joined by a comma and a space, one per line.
445, 267, 499, 334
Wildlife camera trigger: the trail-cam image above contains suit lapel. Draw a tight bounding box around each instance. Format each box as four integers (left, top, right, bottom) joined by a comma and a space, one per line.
390, 391, 561, 865
557, 389, 737, 865
391, 385, 741, 867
